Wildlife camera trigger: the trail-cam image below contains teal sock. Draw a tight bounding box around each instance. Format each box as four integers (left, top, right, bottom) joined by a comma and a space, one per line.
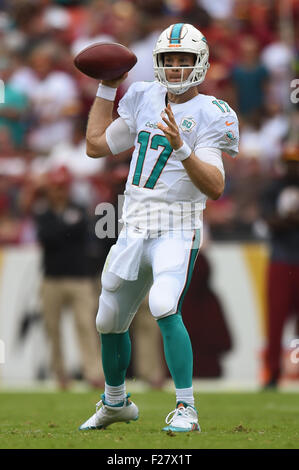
157, 314, 193, 389
100, 331, 131, 386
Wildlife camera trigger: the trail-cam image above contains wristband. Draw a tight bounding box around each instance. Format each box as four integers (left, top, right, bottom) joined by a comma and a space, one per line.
96, 84, 117, 101
172, 141, 192, 161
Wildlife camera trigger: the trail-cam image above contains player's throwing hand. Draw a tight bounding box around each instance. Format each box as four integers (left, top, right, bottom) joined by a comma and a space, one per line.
102, 71, 128, 88
158, 103, 183, 150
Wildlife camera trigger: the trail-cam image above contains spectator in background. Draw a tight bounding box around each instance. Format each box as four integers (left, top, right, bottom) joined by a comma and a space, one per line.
28, 42, 80, 154
27, 166, 104, 389
104, 0, 141, 47
0, 161, 29, 244
199, 18, 236, 103
10, 41, 81, 155
31, 119, 106, 208
0, 191, 23, 244
197, 0, 234, 20
231, 35, 269, 119
42, 1, 73, 46
239, 101, 289, 171
4, 0, 48, 54
0, 126, 20, 158
47, 119, 105, 179
205, 154, 268, 241
0, 54, 28, 149
287, 109, 299, 145
260, 144, 299, 389
261, 39, 294, 109
71, 0, 115, 57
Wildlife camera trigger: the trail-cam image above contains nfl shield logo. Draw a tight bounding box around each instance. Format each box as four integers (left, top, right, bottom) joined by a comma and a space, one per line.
180, 117, 196, 132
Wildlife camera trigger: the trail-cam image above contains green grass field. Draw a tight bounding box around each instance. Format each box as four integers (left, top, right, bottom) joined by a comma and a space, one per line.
0, 390, 299, 449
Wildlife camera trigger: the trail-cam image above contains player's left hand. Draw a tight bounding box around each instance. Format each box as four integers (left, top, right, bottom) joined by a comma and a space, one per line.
157, 103, 183, 150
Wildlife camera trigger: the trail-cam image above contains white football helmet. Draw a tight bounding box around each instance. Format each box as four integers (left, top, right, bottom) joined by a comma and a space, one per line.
153, 23, 210, 95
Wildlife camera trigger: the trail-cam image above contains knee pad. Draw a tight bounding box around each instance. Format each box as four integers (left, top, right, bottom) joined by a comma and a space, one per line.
96, 290, 135, 334
149, 275, 180, 320
96, 293, 119, 334
101, 270, 123, 292
96, 272, 125, 333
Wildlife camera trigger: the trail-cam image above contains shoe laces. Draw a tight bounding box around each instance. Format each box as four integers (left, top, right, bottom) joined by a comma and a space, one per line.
165, 405, 191, 425
95, 394, 108, 412
95, 399, 103, 413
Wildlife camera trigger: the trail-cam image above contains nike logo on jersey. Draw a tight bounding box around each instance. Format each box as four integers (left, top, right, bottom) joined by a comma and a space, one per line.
225, 121, 234, 126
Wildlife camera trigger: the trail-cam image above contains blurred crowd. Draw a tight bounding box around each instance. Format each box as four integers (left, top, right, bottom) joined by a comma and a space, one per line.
0, 0, 298, 245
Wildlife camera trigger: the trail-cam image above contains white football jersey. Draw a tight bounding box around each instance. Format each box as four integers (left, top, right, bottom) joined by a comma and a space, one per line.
117, 81, 239, 231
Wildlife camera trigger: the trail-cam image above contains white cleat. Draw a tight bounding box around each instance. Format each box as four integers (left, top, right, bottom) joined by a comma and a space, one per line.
162, 402, 201, 433
79, 393, 139, 430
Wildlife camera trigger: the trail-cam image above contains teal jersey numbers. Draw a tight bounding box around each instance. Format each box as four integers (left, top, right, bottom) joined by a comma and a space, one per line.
212, 99, 230, 113
132, 131, 150, 186
132, 131, 173, 189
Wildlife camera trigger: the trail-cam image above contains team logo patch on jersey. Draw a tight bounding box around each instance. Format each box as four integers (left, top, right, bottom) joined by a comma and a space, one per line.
225, 130, 237, 143
180, 117, 196, 133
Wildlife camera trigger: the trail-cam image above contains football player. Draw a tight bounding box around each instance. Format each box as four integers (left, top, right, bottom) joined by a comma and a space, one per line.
79, 23, 239, 432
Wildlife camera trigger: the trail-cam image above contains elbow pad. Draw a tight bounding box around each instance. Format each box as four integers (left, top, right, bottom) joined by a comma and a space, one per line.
195, 147, 225, 180
105, 117, 136, 155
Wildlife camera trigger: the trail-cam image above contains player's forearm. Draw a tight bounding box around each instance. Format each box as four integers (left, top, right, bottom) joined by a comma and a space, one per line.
86, 97, 114, 158
86, 76, 127, 158
182, 153, 224, 200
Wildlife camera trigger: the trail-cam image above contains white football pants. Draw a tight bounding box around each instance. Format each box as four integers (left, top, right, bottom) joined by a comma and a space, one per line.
96, 228, 201, 334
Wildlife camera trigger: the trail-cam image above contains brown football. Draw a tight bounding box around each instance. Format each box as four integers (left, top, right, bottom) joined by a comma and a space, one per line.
74, 42, 137, 80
